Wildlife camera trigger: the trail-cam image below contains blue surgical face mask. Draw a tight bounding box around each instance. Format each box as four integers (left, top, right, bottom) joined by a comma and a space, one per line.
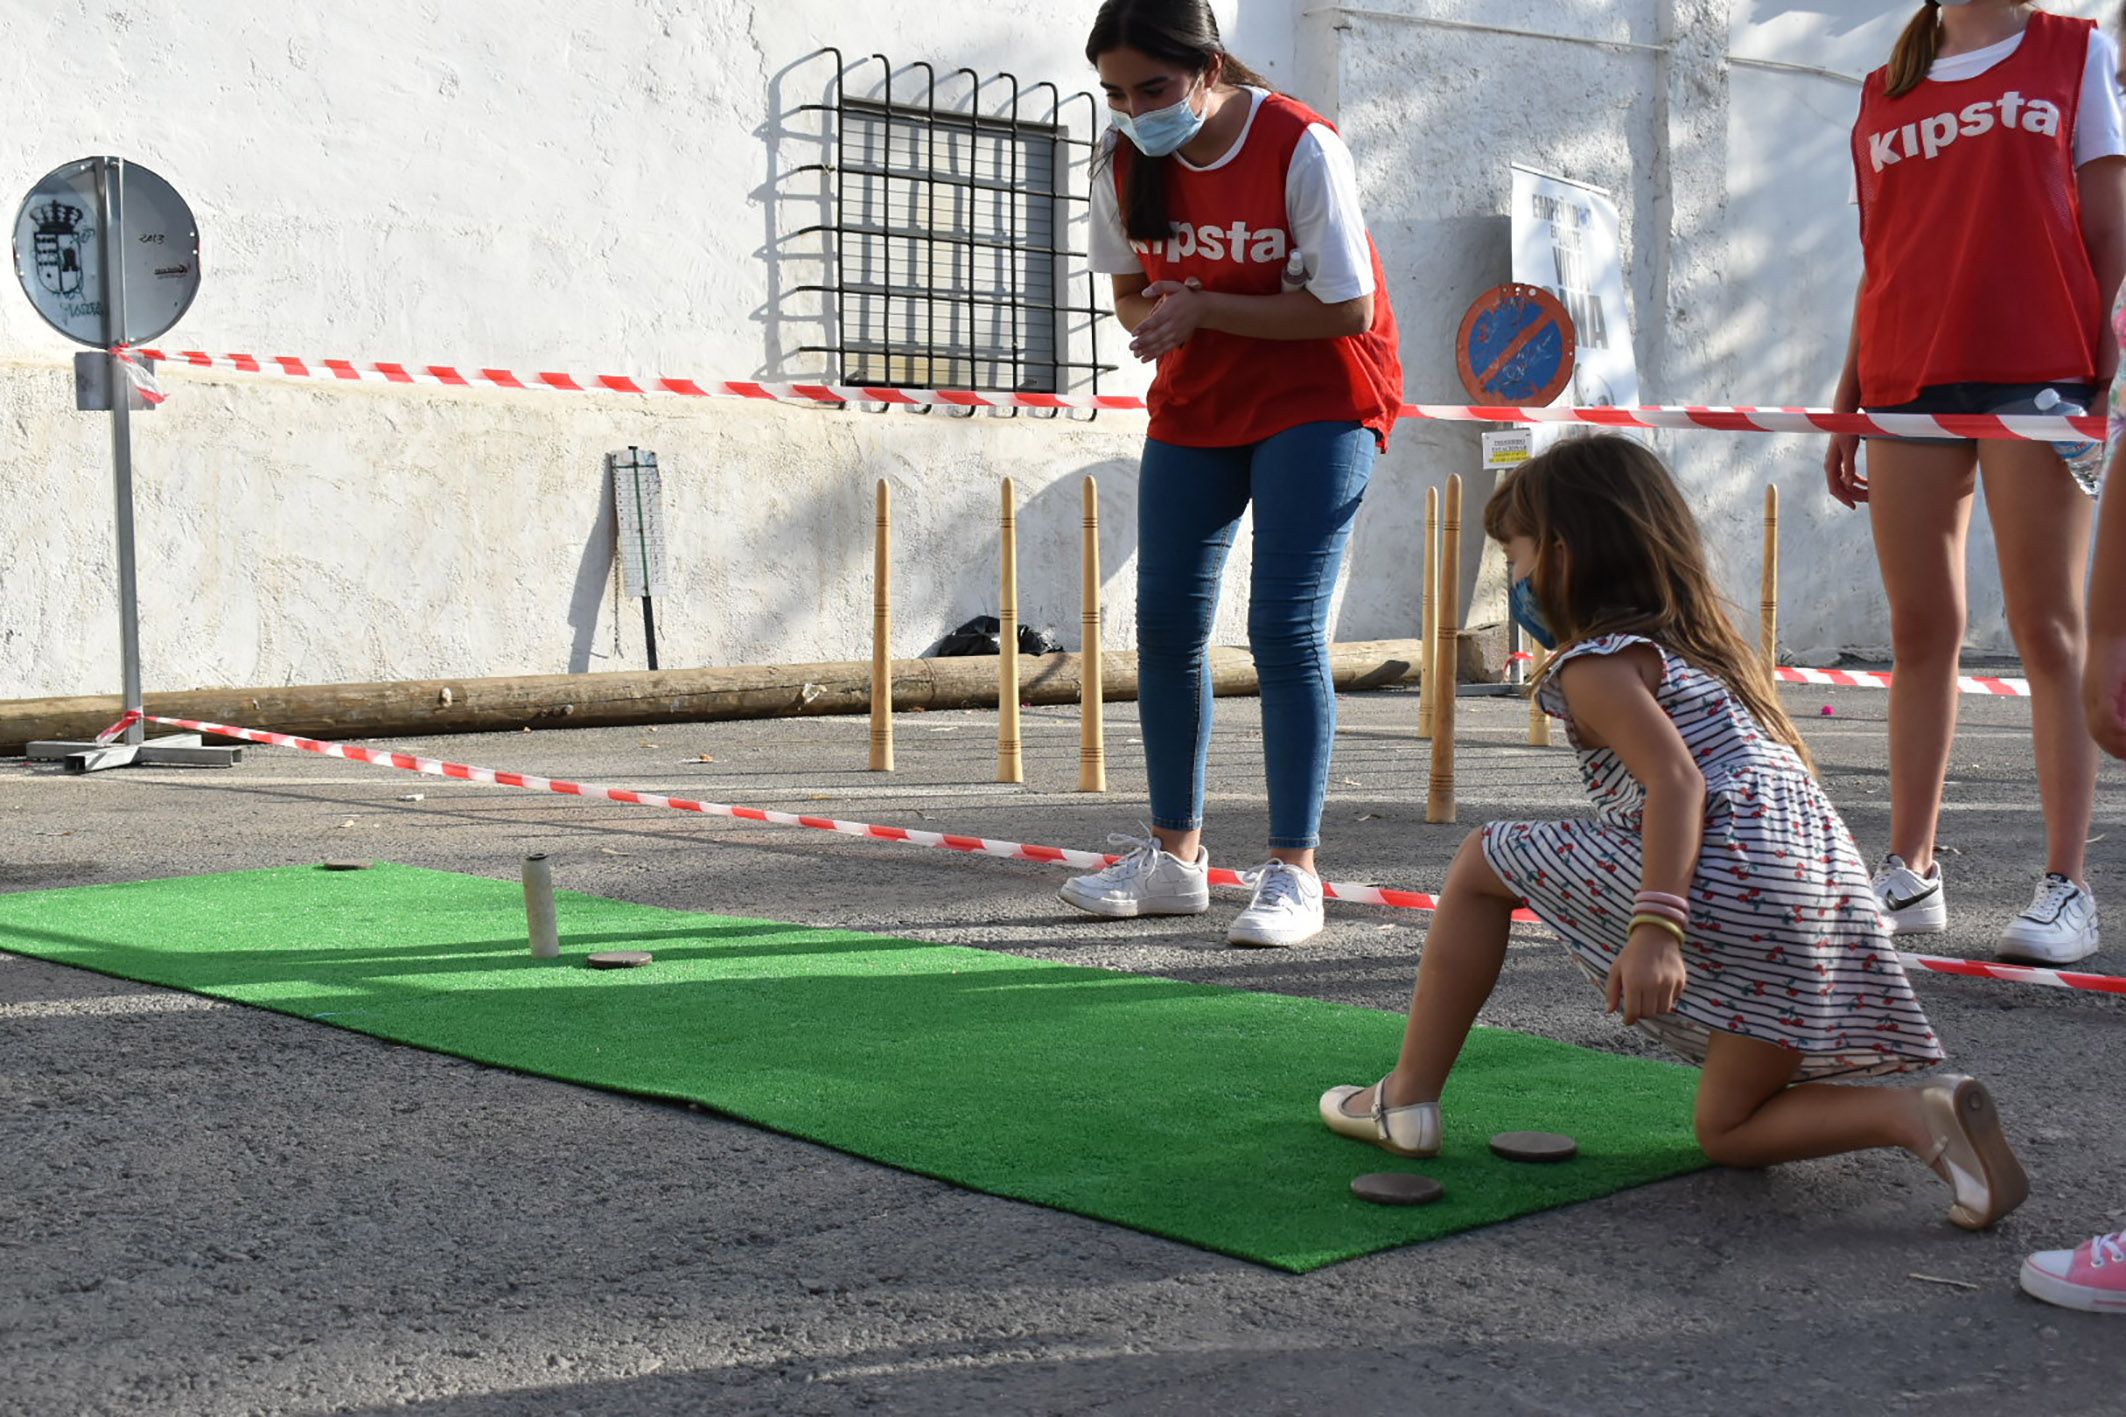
1509, 575, 1558, 650
1112, 81, 1206, 158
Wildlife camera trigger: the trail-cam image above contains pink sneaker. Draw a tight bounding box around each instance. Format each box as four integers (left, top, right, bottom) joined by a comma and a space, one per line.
2020, 1231, 2126, 1313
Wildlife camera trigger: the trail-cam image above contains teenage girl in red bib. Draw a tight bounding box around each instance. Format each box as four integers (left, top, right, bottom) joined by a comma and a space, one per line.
1826, 1, 2126, 965
1059, 0, 1404, 948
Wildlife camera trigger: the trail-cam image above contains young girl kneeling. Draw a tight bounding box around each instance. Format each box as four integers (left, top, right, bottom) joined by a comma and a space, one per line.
1322, 435, 2028, 1230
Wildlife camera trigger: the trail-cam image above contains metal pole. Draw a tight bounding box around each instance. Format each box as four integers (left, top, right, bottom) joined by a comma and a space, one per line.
100, 156, 145, 746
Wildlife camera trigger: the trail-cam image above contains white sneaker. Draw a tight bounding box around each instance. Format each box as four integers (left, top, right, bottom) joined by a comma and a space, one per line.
1871, 854, 1947, 935
1997, 873, 2100, 966
1226, 860, 1325, 948
1058, 833, 1210, 919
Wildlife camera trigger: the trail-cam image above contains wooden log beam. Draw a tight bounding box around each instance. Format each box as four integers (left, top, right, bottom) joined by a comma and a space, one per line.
0, 640, 1427, 753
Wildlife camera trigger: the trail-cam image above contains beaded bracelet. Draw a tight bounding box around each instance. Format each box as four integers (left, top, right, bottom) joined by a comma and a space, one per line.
1629, 912, 1687, 945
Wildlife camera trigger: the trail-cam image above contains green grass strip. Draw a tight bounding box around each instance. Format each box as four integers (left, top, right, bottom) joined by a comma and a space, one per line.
0, 864, 1707, 1271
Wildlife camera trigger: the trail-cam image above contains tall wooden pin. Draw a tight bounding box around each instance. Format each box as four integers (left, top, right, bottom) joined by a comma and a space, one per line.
1761, 483, 1780, 672
1078, 476, 1106, 793
1526, 643, 1551, 746
869, 479, 893, 772
1427, 475, 1462, 824
998, 477, 1023, 784
1418, 484, 1439, 740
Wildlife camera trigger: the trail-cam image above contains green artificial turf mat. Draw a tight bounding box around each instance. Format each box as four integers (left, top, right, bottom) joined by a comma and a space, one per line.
0, 864, 1708, 1271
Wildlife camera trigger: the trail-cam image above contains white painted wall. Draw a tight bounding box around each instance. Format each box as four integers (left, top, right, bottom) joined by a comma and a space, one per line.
1329, 0, 2111, 665
3, 1, 2103, 698
0, 0, 1178, 698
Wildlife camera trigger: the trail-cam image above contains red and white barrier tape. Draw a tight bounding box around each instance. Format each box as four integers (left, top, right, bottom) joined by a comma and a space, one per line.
91, 710, 2122, 999
93, 709, 142, 744
1774, 667, 2030, 698
110, 349, 168, 407
137, 712, 1463, 913
115, 346, 2108, 443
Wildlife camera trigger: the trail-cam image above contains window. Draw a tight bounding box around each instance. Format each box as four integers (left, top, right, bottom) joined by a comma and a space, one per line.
793, 53, 1114, 405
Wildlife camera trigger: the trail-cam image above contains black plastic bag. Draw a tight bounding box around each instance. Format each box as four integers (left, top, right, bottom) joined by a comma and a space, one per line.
931, 615, 1065, 657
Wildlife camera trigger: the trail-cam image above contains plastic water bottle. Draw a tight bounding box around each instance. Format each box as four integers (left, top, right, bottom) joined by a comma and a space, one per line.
2034, 387, 2106, 492
1280, 249, 1309, 293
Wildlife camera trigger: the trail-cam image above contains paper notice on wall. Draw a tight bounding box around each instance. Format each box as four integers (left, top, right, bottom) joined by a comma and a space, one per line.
1509, 166, 1638, 409
1481, 428, 1533, 470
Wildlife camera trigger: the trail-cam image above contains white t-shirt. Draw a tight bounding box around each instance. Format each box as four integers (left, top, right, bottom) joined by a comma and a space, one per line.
1088, 88, 1377, 304
1852, 25, 2125, 200
1930, 25, 2126, 164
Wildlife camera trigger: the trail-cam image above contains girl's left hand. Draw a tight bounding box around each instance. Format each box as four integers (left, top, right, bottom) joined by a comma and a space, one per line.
1130, 280, 1207, 362
1606, 929, 1689, 1027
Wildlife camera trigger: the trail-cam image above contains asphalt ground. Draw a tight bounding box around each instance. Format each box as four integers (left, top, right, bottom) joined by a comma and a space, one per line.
4, 677, 2124, 1415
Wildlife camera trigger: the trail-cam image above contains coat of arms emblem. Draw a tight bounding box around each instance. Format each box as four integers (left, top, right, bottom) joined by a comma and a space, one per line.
31, 200, 87, 299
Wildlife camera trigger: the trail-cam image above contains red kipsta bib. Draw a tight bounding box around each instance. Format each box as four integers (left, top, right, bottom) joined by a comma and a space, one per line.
1851, 11, 2102, 405
1114, 92, 1404, 448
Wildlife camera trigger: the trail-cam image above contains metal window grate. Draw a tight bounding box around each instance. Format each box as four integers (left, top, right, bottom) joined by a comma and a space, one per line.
792, 51, 1114, 409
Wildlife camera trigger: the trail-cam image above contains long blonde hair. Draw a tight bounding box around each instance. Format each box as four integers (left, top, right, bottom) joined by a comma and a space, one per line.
1888, 2, 2037, 98
1483, 435, 1816, 773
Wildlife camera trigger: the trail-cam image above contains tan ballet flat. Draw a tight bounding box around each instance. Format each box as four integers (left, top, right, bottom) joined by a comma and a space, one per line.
1319, 1076, 1442, 1158
1918, 1075, 2029, 1231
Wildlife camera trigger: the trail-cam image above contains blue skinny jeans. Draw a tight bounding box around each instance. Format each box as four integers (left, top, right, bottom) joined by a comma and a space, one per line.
1135, 420, 1376, 850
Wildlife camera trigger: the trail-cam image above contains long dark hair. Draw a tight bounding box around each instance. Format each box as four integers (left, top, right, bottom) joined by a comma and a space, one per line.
1483, 435, 1816, 772
1086, 0, 1271, 241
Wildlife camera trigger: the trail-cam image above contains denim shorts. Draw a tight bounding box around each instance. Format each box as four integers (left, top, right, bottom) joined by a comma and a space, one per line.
1862, 380, 2097, 446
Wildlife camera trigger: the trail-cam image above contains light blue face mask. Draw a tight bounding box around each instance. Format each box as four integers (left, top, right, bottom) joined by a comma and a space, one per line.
1509, 576, 1558, 650
1111, 81, 1207, 158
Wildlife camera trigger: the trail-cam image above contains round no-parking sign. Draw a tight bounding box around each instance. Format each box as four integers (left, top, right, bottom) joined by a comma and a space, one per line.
1455, 283, 1575, 406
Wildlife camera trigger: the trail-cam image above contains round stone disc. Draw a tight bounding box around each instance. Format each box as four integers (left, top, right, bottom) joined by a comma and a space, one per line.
1489, 1131, 1579, 1163
1350, 1172, 1443, 1206
586, 950, 654, 969
320, 860, 373, 871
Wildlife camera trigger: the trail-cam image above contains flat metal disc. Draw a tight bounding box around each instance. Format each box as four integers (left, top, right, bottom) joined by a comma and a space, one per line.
1489, 1131, 1579, 1163
320, 860, 374, 871
13, 156, 200, 347
586, 950, 654, 969
1350, 1172, 1444, 1206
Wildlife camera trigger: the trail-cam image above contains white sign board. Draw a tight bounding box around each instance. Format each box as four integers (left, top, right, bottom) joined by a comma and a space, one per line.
1481, 427, 1533, 471
610, 450, 667, 599
1510, 166, 1637, 409
12, 157, 199, 347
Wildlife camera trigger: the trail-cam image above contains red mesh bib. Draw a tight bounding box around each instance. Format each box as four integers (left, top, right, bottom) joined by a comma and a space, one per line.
1852, 12, 2102, 405
1114, 93, 1404, 448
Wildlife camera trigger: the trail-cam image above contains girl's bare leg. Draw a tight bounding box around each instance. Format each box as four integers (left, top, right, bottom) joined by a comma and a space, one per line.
1866, 441, 1978, 874
1976, 442, 2098, 882
1353, 832, 1523, 1111
1693, 1031, 1930, 1168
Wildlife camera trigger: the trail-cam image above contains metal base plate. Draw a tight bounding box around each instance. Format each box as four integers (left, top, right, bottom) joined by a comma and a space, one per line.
26, 733, 242, 774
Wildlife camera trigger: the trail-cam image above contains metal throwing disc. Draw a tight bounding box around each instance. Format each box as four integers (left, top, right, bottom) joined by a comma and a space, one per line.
1350, 1172, 1444, 1206
1489, 1131, 1579, 1163
586, 950, 653, 969
321, 860, 374, 871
